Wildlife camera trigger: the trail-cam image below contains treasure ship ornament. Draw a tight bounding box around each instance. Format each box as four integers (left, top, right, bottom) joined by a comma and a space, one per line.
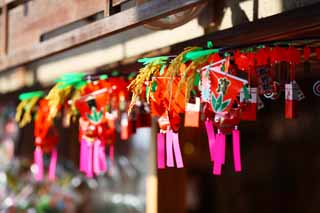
201, 59, 247, 175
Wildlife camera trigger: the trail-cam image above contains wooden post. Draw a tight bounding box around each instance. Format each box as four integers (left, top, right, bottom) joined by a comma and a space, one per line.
1, 0, 8, 55
146, 117, 158, 213
104, 0, 110, 17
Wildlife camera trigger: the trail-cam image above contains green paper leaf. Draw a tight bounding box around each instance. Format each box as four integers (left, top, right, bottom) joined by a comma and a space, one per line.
207, 41, 213, 48
216, 93, 223, 110
87, 107, 103, 123
219, 99, 231, 112
211, 94, 217, 112
160, 65, 166, 75
243, 85, 251, 100
19, 91, 44, 100
138, 56, 169, 65
151, 81, 157, 92
100, 74, 108, 80
183, 48, 219, 63
146, 85, 150, 103
128, 72, 137, 80
194, 73, 200, 87
112, 70, 119, 76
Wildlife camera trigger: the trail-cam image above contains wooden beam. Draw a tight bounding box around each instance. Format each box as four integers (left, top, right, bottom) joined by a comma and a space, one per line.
112, 0, 129, 7
0, 0, 16, 7
0, 0, 8, 55
0, 0, 206, 72
176, 2, 320, 49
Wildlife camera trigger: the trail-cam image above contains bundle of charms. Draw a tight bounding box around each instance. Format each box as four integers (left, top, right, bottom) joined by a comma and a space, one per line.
16, 73, 150, 181
128, 41, 316, 175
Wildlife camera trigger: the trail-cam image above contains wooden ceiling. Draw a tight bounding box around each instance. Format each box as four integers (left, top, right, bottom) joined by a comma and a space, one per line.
0, 0, 206, 72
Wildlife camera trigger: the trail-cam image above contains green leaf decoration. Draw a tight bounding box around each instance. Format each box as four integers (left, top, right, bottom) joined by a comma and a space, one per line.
207, 41, 213, 48
146, 85, 150, 104
128, 72, 137, 80
112, 70, 119, 76
194, 72, 200, 87
160, 64, 166, 75
19, 91, 44, 100
216, 93, 223, 109
100, 74, 109, 80
243, 85, 251, 100
151, 81, 157, 92
212, 94, 217, 111
219, 99, 231, 112
138, 56, 169, 65
86, 107, 103, 123
183, 48, 219, 63
211, 93, 231, 112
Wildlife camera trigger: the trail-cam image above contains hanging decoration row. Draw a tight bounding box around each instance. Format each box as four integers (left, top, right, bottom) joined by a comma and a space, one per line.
127, 41, 316, 175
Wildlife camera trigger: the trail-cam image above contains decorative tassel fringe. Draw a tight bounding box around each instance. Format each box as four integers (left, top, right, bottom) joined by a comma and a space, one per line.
165, 130, 184, 168
93, 140, 102, 175
166, 130, 174, 167
213, 131, 225, 175
34, 147, 44, 181
48, 148, 58, 181
232, 128, 242, 172
157, 133, 166, 169
172, 131, 184, 168
80, 139, 87, 172
205, 120, 215, 161
86, 141, 94, 178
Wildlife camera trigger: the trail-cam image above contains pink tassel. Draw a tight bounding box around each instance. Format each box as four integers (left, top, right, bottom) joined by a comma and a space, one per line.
232, 128, 242, 172
205, 120, 216, 161
172, 132, 184, 168
48, 148, 58, 181
34, 147, 44, 181
166, 130, 174, 167
213, 132, 226, 175
99, 143, 107, 173
86, 142, 94, 178
80, 139, 87, 172
157, 133, 166, 169
93, 140, 101, 176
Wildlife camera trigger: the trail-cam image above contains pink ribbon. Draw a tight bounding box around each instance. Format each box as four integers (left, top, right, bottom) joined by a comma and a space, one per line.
157, 133, 166, 169
172, 132, 184, 168
93, 140, 102, 175
166, 130, 174, 167
48, 148, 58, 181
213, 132, 226, 175
80, 139, 87, 172
232, 128, 242, 172
205, 120, 216, 161
86, 141, 94, 178
34, 146, 44, 181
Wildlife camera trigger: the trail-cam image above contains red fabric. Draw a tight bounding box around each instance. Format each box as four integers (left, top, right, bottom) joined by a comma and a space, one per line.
304, 46, 311, 61
209, 71, 245, 112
